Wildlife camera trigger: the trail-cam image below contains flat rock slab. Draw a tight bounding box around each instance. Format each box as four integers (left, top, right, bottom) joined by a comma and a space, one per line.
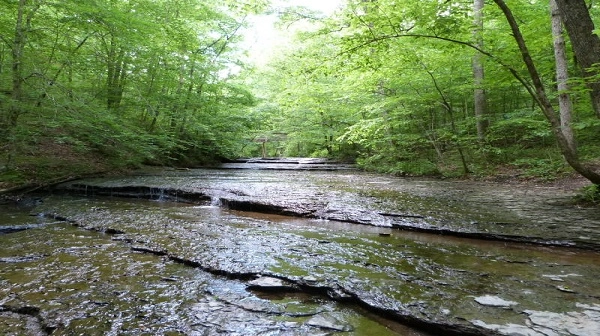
30, 193, 600, 336
247, 276, 297, 291
526, 308, 600, 336
306, 313, 353, 332
51, 167, 600, 250
473, 304, 600, 335
474, 295, 518, 308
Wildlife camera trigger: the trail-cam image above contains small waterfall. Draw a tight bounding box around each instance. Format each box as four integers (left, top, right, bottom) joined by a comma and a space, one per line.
151, 188, 167, 202
210, 196, 222, 207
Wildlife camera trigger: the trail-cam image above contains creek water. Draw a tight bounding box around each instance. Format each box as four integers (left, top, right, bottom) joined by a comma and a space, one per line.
1, 162, 600, 335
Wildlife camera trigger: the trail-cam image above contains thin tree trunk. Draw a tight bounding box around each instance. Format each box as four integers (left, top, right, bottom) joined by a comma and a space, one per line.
472, 0, 488, 142
378, 80, 397, 148
179, 57, 199, 134
421, 63, 470, 175
3, 0, 39, 168
550, 0, 576, 153
8, 0, 31, 128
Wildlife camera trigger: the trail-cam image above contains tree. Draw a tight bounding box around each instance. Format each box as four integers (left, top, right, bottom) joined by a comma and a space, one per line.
550, 0, 576, 153
5, 0, 41, 128
472, 0, 488, 142
331, 0, 600, 182
0, 0, 265, 178
553, 0, 600, 118
239, 0, 599, 182
493, 0, 600, 185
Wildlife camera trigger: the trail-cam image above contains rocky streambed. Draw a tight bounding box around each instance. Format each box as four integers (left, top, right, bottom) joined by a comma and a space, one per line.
2, 159, 600, 335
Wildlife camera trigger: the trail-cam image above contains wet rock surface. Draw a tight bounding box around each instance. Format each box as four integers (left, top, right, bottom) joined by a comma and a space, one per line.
474, 295, 518, 308
1, 221, 408, 335
473, 304, 600, 336
52, 162, 600, 250
2, 161, 600, 335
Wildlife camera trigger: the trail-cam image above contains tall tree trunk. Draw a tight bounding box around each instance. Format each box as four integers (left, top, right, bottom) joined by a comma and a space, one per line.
3, 0, 39, 168
179, 57, 200, 135
378, 80, 397, 148
553, 0, 600, 118
5, 0, 39, 126
420, 109, 445, 164
550, 0, 576, 153
12, 0, 27, 104
472, 0, 488, 142
106, 36, 127, 111
493, 0, 600, 185
8, 0, 29, 128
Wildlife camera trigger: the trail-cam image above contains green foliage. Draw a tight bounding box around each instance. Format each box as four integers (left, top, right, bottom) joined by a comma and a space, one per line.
0, 0, 264, 186
487, 110, 553, 148
3, 0, 600, 186
240, 0, 599, 180
512, 157, 568, 180
0, 169, 24, 184
575, 184, 600, 204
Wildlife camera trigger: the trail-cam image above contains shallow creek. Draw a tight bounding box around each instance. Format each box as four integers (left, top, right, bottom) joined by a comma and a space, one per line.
1, 162, 600, 335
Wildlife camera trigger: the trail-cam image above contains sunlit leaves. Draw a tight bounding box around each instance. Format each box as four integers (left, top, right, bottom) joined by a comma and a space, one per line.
244, 0, 600, 177
0, 0, 265, 169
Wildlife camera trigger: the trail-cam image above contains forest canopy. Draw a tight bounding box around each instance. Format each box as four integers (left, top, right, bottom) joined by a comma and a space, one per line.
1, 0, 600, 187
